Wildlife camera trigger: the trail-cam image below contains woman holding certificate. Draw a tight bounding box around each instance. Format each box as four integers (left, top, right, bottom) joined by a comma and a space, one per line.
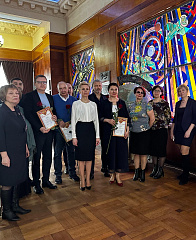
0, 84, 29, 221
128, 86, 155, 182
71, 82, 100, 191
100, 83, 130, 187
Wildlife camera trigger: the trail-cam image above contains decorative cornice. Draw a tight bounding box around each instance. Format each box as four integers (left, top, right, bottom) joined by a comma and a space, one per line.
3, 0, 85, 15
0, 22, 39, 36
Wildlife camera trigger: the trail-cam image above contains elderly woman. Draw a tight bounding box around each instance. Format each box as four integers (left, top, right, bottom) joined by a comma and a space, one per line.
149, 85, 171, 179
171, 84, 196, 185
128, 86, 155, 182
100, 83, 130, 186
0, 84, 29, 221
71, 82, 100, 191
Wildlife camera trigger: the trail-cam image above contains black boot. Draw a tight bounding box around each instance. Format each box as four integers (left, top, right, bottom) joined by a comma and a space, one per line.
1, 189, 20, 221
140, 169, 145, 182
179, 155, 190, 185
153, 166, 164, 179
149, 165, 158, 177
12, 186, 31, 215
133, 168, 140, 181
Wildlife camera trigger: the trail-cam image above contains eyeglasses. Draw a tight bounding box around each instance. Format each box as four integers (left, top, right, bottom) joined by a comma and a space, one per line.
136, 91, 144, 94
154, 90, 161, 93
36, 81, 47, 85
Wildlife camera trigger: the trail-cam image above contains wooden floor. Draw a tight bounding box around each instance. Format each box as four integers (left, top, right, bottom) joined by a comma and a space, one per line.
1, 147, 196, 240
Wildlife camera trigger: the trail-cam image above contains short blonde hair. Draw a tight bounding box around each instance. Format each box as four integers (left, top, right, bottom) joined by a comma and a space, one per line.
0, 84, 18, 102
177, 84, 189, 95
78, 81, 90, 90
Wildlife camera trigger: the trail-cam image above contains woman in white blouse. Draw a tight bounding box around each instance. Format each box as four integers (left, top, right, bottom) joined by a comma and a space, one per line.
71, 82, 100, 191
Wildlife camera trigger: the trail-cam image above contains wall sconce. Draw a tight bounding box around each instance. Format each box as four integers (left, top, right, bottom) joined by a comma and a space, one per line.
0, 35, 4, 47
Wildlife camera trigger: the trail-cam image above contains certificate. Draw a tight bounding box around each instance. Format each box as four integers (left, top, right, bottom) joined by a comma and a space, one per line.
37, 107, 58, 130
60, 123, 72, 142
113, 117, 127, 137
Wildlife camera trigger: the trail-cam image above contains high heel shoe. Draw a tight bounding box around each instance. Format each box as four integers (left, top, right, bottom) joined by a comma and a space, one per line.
86, 186, 91, 190
109, 173, 115, 184
116, 180, 123, 187
80, 180, 85, 191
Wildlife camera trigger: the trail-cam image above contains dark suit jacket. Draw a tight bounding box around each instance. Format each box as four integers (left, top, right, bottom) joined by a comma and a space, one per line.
99, 98, 130, 136
21, 90, 56, 133
174, 97, 196, 133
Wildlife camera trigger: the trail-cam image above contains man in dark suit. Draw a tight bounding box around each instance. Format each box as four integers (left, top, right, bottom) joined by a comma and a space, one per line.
88, 79, 109, 178
21, 75, 57, 194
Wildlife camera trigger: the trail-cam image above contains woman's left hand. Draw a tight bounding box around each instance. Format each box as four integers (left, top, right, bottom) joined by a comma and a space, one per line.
124, 129, 129, 139
96, 138, 100, 146
184, 130, 191, 138
26, 145, 30, 158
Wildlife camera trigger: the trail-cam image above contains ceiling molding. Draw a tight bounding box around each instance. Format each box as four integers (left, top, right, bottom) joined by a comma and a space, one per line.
0, 21, 39, 36
2, 0, 85, 15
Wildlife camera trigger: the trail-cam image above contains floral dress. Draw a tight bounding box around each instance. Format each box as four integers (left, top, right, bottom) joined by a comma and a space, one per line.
128, 99, 153, 133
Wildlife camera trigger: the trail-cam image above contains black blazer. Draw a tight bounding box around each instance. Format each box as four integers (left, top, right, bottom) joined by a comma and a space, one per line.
99, 98, 130, 136
174, 97, 196, 133
21, 90, 56, 133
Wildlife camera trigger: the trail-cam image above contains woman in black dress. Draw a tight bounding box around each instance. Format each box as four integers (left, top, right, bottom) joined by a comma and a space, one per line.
0, 84, 30, 221
100, 83, 130, 186
171, 84, 196, 185
71, 82, 100, 191
149, 85, 171, 179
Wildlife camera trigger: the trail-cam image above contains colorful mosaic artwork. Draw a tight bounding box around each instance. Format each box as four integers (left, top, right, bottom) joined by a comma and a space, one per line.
120, 0, 196, 115
71, 47, 95, 98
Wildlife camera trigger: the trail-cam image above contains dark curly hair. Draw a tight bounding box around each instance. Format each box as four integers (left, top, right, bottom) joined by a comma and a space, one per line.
134, 86, 146, 97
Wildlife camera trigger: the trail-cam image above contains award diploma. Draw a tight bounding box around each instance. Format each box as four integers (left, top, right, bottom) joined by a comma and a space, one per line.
113, 117, 127, 137
37, 107, 58, 130
60, 123, 72, 142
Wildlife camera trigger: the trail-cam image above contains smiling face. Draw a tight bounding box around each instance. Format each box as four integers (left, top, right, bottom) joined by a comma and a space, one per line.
5, 88, 20, 106
108, 85, 118, 98
135, 87, 144, 101
35, 77, 47, 93
153, 87, 162, 99
178, 86, 188, 98
79, 84, 90, 97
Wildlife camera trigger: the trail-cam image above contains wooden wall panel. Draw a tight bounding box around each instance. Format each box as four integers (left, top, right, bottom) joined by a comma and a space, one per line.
0, 48, 32, 61
94, 27, 117, 82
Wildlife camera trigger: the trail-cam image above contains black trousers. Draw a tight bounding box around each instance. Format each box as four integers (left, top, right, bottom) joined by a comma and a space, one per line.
32, 131, 54, 185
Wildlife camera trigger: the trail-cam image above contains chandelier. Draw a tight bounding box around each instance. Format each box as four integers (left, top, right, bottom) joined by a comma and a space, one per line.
0, 35, 4, 47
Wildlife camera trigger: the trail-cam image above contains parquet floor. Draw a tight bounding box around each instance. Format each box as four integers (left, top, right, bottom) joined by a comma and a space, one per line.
1, 147, 196, 240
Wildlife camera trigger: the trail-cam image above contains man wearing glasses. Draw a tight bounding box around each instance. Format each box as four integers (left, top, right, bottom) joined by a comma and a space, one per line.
21, 75, 57, 194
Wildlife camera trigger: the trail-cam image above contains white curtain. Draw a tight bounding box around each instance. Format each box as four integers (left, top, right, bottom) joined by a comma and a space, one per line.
0, 63, 8, 87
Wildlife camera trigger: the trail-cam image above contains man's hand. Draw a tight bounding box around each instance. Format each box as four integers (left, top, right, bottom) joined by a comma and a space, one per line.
40, 127, 50, 133
52, 115, 57, 122
72, 138, 78, 146
59, 120, 66, 128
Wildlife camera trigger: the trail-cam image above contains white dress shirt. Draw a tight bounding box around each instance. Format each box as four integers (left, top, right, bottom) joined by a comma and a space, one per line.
71, 100, 100, 138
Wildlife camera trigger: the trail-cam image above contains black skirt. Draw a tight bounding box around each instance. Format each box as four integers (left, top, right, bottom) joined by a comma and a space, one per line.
130, 130, 151, 155
150, 128, 168, 157
75, 121, 96, 161
174, 128, 196, 147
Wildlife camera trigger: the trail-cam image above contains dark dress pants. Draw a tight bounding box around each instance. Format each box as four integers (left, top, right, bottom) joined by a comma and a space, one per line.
33, 131, 54, 186
54, 129, 77, 178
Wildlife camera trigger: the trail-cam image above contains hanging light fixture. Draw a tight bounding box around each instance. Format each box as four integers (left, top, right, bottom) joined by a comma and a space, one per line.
0, 35, 4, 47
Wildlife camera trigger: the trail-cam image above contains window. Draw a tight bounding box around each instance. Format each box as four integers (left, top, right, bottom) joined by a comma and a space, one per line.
0, 63, 8, 87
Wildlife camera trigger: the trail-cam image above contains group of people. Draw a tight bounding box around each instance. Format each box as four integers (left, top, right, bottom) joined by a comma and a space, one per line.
0, 75, 196, 222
